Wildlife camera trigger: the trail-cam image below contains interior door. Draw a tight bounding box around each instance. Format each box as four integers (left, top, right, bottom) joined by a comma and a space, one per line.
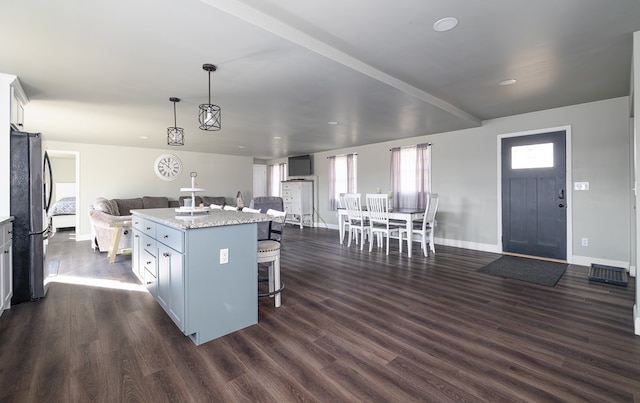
502, 131, 567, 260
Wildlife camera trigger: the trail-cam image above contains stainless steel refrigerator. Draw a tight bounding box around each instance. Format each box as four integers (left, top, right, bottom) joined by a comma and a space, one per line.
10, 129, 51, 304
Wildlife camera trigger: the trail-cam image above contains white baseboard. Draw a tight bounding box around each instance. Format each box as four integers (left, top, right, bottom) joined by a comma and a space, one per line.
635, 304, 640, 336
434, 237, 502, 253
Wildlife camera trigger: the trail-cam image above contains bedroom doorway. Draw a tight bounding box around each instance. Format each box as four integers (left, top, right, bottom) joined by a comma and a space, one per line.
45, 150, 80, 238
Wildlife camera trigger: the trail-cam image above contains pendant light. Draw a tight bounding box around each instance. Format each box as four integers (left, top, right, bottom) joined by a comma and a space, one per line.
198, 63, 221, 131
167, 97, 184, 146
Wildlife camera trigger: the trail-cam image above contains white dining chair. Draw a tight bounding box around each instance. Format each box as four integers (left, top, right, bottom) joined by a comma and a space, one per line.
366, 193, 401, 255
399, 193, 439, 256
343, 193, 368, 250
338, 193, 350, 244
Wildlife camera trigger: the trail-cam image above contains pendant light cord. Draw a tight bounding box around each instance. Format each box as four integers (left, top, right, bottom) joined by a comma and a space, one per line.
208, 70, 212, 105
173, 100, 178, 127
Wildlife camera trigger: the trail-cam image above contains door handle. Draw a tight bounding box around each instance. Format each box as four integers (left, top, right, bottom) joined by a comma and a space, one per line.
559, 203, 566, 208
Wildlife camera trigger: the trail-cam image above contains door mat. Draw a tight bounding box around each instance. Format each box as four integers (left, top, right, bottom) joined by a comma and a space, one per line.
588, 264, 628, 287
477, 255, 567, 287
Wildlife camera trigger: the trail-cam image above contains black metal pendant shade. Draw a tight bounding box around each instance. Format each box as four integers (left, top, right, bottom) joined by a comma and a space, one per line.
167, 97, 184, 146
198, 63, 221, 131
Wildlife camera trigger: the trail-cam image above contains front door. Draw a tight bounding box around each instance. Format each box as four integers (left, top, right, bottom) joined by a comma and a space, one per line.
501, 131, 567, 260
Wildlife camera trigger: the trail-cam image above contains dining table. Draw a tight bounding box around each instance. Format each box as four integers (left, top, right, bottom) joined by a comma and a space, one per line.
337, 207, 425, 257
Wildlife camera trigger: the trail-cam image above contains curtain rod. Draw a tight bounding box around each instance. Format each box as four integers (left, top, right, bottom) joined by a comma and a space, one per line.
389, 142, 431, 151
327, 152, 358, 159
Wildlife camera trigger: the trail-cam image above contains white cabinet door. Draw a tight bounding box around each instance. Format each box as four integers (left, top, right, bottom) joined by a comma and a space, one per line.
168, 250, 184, 330
1, 221, 13, 314
157, 243, 184, 331
132, 229, 142, 281
157, 245, 170, 312
2, 240, 12, 310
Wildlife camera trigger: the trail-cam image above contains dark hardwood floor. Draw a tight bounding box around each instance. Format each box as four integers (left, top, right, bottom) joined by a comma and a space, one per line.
0, 227, 638, 402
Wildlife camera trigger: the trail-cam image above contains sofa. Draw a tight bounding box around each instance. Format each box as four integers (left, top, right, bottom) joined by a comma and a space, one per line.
89, 195, 226, 253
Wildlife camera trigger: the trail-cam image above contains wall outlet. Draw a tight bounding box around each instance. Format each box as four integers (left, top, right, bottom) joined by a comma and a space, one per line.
220, 248, 229, 264
581, 238, 588, 247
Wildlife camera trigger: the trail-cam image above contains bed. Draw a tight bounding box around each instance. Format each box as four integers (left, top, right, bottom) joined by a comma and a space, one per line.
48, 182, 77, 232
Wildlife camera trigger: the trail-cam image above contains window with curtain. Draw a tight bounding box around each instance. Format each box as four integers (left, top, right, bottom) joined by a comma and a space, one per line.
328, 153, 357, 211
390, 144, 431, 209
267, 163, 287, 196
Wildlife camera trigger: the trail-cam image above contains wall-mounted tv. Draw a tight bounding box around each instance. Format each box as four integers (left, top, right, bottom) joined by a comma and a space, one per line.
288, 154, 313, 176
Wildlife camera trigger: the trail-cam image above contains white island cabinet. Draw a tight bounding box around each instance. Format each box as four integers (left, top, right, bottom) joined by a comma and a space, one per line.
1, 217, 14, 317
131, 208, 271, 346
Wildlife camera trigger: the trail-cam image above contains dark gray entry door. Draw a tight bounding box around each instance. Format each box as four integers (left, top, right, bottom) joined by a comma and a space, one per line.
501, 131, 566, 260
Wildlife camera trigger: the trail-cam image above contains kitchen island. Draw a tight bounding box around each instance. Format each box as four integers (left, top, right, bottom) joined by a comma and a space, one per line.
131, 208, 271, 346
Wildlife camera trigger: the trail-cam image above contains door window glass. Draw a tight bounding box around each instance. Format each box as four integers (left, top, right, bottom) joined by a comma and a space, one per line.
512, 143, 553, 169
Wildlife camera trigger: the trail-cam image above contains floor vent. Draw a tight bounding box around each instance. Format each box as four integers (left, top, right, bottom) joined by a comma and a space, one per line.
588, 264, 628, 287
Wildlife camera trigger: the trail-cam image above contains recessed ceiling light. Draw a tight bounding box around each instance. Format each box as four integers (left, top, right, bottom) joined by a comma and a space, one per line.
274, 136, 282, 140
433, 17, 459, 32
139, 136, 149, 140
499, 79, 517, 86
237, 145, 245, 149
327, 121, 338, 125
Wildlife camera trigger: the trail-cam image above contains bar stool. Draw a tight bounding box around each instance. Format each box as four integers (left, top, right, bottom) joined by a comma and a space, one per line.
257, 209, 286, 307
245, 208, 286, 307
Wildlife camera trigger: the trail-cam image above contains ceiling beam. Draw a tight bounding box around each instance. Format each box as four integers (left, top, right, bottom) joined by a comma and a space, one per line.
201, 0, 482, 127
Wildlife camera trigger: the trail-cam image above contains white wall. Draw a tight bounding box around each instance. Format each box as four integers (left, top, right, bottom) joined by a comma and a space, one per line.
0, 74, 14, 217
49, 155, 76, 202
45, 141, 254, 240
304, 97, 631, 266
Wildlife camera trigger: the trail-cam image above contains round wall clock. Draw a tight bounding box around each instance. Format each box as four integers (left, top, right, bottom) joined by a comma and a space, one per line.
154, 154, 183, 181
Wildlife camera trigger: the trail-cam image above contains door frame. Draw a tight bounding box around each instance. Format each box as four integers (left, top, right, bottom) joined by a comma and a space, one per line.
45, 149, 81, 235
497, 125, 573, 263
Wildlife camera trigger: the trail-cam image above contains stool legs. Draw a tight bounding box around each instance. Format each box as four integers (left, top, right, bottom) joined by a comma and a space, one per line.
272, 255, 281, 307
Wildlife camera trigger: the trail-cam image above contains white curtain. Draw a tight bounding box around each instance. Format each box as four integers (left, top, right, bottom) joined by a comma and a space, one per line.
267, 163, 287, 196
390, 144, 431, 210
328, 153, 357, 210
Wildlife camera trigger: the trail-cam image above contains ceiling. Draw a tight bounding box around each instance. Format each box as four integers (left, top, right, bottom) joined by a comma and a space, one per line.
1, 0, 639, 159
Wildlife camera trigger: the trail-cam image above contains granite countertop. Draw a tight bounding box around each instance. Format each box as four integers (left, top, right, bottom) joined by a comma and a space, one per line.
131, 208, 272, 230
0, 216, 14, 225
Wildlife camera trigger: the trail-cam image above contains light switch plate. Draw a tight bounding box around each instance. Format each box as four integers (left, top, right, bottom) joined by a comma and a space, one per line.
574, 182, 589, 191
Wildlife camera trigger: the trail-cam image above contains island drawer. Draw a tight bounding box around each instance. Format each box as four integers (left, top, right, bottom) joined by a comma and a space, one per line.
144, 268, 157, 297
132, 217, 145, 231
141, 220, 156, 238
142, 249, 156, 275
141, 233, 156, 255
156, 224, 184, 252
